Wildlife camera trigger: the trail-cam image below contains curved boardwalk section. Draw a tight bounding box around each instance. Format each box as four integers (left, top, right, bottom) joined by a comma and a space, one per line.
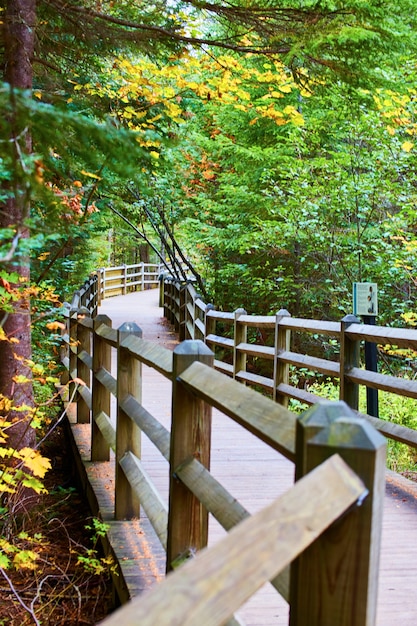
73, 288, 417, 625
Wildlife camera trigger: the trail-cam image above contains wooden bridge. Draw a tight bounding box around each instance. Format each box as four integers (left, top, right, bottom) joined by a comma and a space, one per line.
64, 265, 417, 626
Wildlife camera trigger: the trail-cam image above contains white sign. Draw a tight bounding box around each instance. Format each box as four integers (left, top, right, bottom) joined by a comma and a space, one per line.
353, 283, 378, 316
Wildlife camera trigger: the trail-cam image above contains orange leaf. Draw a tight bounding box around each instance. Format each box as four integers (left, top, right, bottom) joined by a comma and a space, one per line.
46, 321, 66, 331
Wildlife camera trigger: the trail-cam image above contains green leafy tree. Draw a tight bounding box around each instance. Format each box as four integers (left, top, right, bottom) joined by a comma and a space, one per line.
1, 0, 416, 461
155, 62, 417, 321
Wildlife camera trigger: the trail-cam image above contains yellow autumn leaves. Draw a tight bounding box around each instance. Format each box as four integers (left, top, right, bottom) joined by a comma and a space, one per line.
374, 88, 416, 152
71, 50, 309, 151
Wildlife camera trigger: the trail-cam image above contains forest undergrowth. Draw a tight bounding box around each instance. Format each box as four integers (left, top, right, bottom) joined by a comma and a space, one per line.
0, 423, 113, 626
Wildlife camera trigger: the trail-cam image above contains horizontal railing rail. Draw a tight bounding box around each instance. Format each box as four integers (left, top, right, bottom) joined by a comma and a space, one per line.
161, 276, 417, 453
69, 262, 164, 316
63, 291, 386, 625
101, 455, 367, 626
98, 263, 163, 300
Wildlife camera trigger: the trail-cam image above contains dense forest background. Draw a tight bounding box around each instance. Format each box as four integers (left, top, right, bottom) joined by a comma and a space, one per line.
2, 1, 417, 325
1, 0, 416, 458
1, 2, 417, 621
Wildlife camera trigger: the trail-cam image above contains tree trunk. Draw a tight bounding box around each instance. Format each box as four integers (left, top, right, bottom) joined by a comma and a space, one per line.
0, 0, 37, 451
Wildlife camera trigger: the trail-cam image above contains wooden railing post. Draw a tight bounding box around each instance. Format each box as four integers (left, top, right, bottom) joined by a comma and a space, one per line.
274, 309, 291, 405
76, 307, 91, 424
158, 273, 165, 307
91, 315, 112, 462
290, 401, 386, 626
204, 304, 215, 340
179, 283, 187, 341
140, 262, 145, 291
166, 340, 214, 573
162, 277, 168, 318
167, 279, 174, 322
99, 267, 105, 303
174, 280, 181, 329
340, 314, 361, 410
60, 305, 71, 391
91, 274, 98, 316
166, 280, 176, 325
115, 322, 143, 520
186, 283, 196, 340
69, 302, 79, 402
233, 308, 247, 379
122, 264, 127, 295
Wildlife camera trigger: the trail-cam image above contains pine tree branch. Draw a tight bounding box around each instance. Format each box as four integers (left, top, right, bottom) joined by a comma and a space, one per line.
47, 1, 296, 55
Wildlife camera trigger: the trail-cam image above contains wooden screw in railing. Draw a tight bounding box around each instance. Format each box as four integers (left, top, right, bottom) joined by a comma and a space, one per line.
91, 315, 112, 462
166, 340, 214, 573
233, 308, 247, 379
116, 322, 143, 520
290, 400, 386, 626
274, 309, 291, 405
340, 314, 361, 410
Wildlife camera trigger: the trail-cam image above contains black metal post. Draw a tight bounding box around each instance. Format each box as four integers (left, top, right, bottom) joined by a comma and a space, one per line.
362, 315, 379, 418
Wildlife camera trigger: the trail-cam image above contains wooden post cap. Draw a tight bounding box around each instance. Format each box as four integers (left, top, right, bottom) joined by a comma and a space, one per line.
174, 340, 214, 357
299, 399, 356, 429
118, 321, 142, 336
310, 415, 386, 452
77, 306, 90, 318
341, 314, 361, 324
94, 314, 112, 326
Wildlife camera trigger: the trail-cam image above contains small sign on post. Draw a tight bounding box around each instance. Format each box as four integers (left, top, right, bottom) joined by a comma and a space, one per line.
353, 282, 378, 317
352, 282, 379, 418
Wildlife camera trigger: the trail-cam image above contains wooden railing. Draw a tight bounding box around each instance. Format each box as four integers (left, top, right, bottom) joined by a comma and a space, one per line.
161, 276, 417, 454
69, 262, 163, 315
63, 278, 386, 625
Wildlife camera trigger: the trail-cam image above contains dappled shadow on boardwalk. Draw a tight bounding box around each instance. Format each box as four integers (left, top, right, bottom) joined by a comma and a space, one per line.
72, 288, 417, 625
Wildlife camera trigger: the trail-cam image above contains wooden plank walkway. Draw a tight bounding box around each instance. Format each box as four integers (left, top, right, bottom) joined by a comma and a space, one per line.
68, 288, 417, 625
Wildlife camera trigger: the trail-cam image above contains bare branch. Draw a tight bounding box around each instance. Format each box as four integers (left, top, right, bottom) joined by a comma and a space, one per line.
0, 231, 21, 263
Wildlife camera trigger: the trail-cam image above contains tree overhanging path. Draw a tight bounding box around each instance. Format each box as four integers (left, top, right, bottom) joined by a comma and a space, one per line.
86, 288, 417, 625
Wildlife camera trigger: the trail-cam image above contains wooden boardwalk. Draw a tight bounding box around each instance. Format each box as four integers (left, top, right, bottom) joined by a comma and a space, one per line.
69, 288, 417, 625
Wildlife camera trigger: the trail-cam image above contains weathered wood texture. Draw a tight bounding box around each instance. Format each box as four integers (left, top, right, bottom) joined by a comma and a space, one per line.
67, 288, 417, 626
101, 455, 366, 626
92, 315, 112, 461
290, 402, 386, 626
115, 323, 142, 520
166, 341, 214, 573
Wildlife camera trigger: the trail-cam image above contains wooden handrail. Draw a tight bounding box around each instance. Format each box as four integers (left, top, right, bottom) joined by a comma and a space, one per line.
178, 361, 296, 461
161, 277, 417, 452
71, 263, 164, 315
100, 455, 368, 626
62, 272, 390, 625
